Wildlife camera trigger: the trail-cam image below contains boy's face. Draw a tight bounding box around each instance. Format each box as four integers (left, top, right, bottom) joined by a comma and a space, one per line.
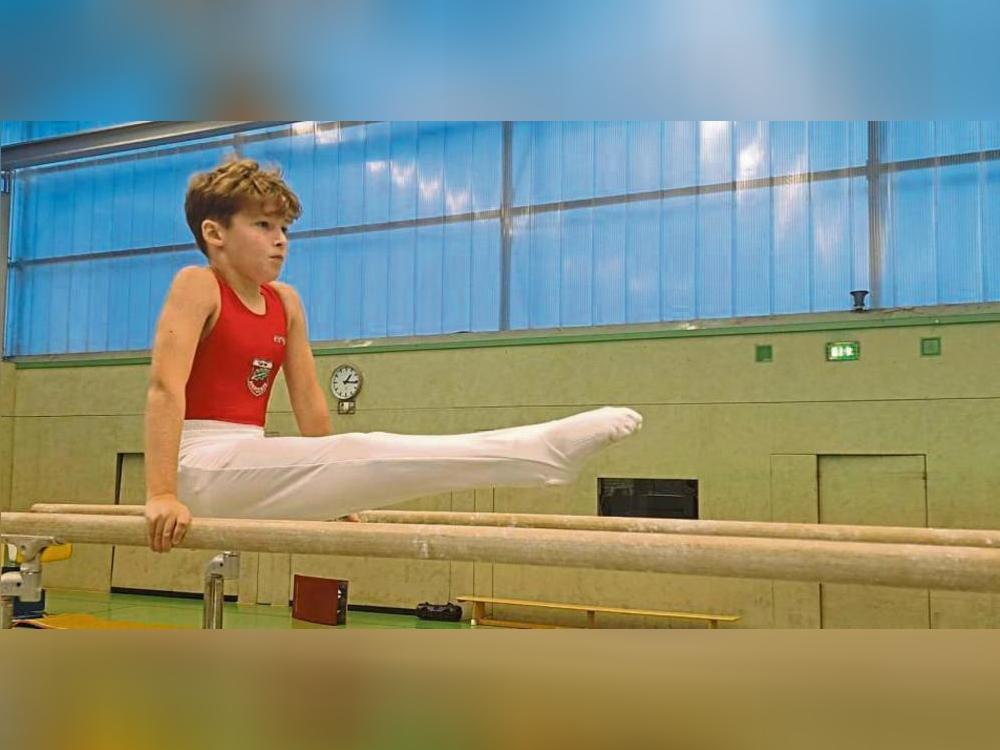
211, 202, 290, 283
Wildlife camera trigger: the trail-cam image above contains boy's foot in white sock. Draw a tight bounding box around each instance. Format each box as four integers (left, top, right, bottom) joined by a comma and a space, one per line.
535, 407, 642, 482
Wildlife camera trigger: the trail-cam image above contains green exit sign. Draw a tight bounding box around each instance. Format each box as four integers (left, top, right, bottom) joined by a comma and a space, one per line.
826, 341, 860, 361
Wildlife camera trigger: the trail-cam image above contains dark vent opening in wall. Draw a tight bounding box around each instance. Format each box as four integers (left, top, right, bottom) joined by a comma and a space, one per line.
598, 478, 699, 519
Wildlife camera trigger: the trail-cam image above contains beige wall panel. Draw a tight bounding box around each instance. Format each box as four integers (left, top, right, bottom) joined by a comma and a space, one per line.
0, 363, 15, 518
9, 416, 42, 508
0, 417, 13, 513
10, 417, 135, 509
39, 544, 112, 591
256, 553, 291, 605
819, 455, 930, 628
925, 400, 1000, 529
770, 454, 819, 523
9, 415, 131, 591
237, 552, 259, 605
769, 454, 821, 627
0, 361, 16, 415
923, 400, 1000, 626
771, 582, 821, 629
929, 592, 998, 629
14, 364, 148, 417
113, 547, 230, 595
769, 402, 928, 456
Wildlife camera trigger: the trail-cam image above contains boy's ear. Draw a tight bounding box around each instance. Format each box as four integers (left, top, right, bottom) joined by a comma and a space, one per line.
201, 218, 225, 250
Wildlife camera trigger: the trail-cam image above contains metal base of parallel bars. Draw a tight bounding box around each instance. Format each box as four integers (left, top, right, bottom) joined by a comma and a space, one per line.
202, 551, 240, 629
0, 536, 56, 629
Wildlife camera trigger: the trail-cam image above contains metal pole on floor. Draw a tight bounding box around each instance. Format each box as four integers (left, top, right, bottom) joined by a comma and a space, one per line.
0, 596, 13, 630
202, 551, 239, 630
202, 575, 225, 629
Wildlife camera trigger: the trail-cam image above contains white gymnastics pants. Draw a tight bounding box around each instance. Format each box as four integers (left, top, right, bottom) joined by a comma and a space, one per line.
176, 411, 638, 521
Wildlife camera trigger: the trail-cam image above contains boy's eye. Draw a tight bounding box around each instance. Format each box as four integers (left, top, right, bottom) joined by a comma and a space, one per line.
257, 221, 269, 228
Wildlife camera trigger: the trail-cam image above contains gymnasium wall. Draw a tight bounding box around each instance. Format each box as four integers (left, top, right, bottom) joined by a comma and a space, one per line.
3, 301, 998, 628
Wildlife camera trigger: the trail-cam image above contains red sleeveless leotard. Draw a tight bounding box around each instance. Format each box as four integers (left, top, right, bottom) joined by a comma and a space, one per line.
185, 272, 288, 426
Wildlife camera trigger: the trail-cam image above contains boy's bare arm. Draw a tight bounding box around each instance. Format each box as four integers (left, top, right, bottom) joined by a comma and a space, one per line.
144, 266, 217, 552
273, 282, 331, 437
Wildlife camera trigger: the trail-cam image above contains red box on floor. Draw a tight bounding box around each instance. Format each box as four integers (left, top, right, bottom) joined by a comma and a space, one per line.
292, 575, 349, 626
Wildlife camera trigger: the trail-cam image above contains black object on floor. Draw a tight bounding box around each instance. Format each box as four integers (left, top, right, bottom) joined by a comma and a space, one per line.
415, 602, 463, 622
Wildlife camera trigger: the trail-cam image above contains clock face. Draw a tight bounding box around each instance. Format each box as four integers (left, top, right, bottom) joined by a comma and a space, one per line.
330, 364, 362, 401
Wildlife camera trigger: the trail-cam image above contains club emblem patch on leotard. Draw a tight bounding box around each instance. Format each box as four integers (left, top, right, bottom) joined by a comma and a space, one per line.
247, 358, 274, 397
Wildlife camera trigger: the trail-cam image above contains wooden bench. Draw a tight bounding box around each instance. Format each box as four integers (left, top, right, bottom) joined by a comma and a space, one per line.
456, 596, 740, 629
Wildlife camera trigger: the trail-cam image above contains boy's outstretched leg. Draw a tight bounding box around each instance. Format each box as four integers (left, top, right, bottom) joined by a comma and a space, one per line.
177, 407, 642, 520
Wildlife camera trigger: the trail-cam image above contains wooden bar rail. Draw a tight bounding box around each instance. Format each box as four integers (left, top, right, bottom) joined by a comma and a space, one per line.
27, 504, 1000, 548
5, 511, 1000, 592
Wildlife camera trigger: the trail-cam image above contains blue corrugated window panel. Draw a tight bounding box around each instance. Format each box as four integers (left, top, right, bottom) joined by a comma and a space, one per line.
560, 206, 594, 326
592, 203, 627, 326
334, 232, 364, 339
311, 124, 343, 231
8, 249, 201, 355
470, 122, 502, 212
936, 162, 984, 303
885, 166, 936, 307
985, 154, 1000, 301
934, 121, 981, 157
982, 121, 1000, 151
1, 121, 27, 146
363, 122, 392, 225
361, 228, 390, 338
518, 209, 562, 329
661, 193, 697, 320
625, 199, 661, 324
508, 213, 531, 330
884, 121, 936, 162
771, 174, 812, 314
810, 176, 860, 312
662, 121, 698, 189
1, 121, 125, 146
442, 123, 473, 218
338, 124, 367, 227
414, 223, 444, 335
732, 181, 772, 318
512, 122, 562, 206
440, 221, 472, 333
386, 227, 417, 336
388, 122, 419, 222
733, 122, 771, 317
695, 122, 733, 318
415, 122, 445, 220
628, 121, 663, 193
809, 121, 867, 171
281, 236, 336, 341
595, 122, 628, 198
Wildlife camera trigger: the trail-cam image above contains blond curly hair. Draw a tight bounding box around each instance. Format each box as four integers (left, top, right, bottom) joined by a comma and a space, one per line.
184, 154, 302, 255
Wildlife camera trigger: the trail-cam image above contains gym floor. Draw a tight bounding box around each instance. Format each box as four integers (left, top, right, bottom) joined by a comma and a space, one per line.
25, 589, 469, 629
